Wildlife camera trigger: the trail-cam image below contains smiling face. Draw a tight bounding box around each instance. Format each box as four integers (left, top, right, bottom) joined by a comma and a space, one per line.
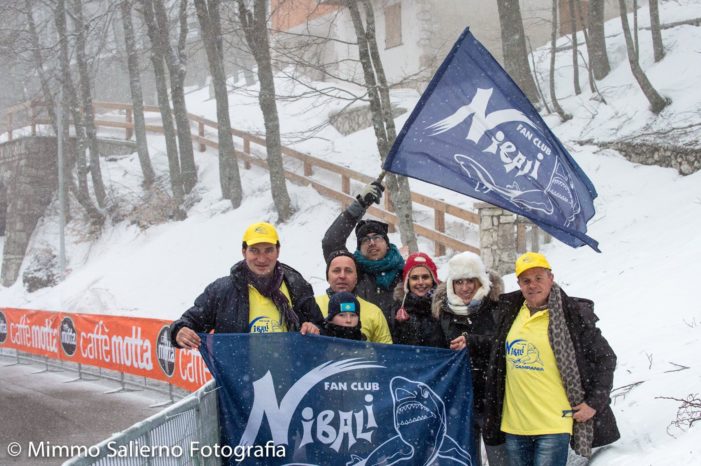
408, 266, 434, 297
242, 242, 279, 277
517, 267, 554, 308
327, 256, 358, 293
359, 233, 388, 261
452, 277, 481, 303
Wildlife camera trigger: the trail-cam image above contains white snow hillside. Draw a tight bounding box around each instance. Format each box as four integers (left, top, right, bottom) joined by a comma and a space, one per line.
1, 1, 700, 464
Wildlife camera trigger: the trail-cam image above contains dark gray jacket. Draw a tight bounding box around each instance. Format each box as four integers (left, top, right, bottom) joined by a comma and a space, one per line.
170, 261, 323, 347
431, 271, 503, 420
322, 200, 400, 319
483, 288, 620, 448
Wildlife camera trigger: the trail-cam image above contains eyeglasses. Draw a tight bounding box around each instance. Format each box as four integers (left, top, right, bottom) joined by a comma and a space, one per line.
360, 235, 385, 246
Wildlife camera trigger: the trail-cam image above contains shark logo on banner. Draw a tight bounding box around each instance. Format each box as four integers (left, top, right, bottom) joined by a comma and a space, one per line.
384, 29, 600, 251
199, 333, 474, 465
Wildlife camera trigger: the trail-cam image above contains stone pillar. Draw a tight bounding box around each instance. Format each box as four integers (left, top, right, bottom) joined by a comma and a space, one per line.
477, 202, 551, 275
477, 203, 519, 275
1, 137, 58, 286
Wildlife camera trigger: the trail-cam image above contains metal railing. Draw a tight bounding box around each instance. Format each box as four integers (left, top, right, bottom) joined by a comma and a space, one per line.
63, 379, 219, 466
0, 348, 188, 403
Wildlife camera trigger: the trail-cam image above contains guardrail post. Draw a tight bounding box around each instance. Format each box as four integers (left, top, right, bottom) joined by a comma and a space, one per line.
198, 120, 206, 152
434, 209, 446, 257
243, 138, 251, 169
341, 175, 350, 195
125, 108, 133, 140
303, 160, 313, 177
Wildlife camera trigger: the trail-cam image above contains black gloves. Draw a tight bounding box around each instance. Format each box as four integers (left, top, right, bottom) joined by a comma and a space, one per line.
356, 181, 385, 208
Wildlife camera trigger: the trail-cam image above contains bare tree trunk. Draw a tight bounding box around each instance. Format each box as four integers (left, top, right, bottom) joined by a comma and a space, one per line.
140, 0, 184, 203
153, 0, 197, 194
72, 0, 107, 208
355, 0, 417, 252
236, 0, 292, 222
633, 0, 639, 61
55, 0, 90, 202
618, 0, 668, 113
119, 0, 156, 187
550, 0, 571, 121
25, 1, 57, 136
568, 0, 581, 95
575, 0, 597, 94
496, 0, 540, 104
588, 0, 610, 79
193, 0, 243, 207
649, 0, 665, 62
528, 37, 552, 113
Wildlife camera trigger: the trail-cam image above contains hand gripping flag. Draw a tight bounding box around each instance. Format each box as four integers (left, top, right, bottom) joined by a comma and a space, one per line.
384, 29, 600, 251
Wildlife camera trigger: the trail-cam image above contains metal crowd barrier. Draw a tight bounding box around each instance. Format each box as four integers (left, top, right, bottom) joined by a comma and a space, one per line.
63, 379, 219, 466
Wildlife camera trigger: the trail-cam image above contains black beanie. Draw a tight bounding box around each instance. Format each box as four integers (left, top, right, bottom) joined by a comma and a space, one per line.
355, 220, 389, 249
325, 250, 357, 277
327, 291, 360, 321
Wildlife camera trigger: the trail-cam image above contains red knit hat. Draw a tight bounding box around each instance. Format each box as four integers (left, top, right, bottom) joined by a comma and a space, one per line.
402, 252, 439, 291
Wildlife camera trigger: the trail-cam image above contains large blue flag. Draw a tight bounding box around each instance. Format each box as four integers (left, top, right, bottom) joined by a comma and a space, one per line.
199, 333, 474, 465
384, 29, 600, 251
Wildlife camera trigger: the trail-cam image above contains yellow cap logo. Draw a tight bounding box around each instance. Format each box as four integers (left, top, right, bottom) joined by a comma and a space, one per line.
243, 222, 279, 246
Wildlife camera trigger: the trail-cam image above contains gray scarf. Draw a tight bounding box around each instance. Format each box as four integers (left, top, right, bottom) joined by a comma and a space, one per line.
547, 283, 594, 458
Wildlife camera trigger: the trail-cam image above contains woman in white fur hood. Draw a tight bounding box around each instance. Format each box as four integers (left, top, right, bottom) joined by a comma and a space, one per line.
431, 251, 507, 466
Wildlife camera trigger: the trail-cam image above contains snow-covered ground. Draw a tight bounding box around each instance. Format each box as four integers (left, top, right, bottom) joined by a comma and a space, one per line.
1, 1, 700, 464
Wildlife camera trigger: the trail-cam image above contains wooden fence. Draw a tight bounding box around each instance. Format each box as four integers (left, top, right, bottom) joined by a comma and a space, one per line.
1, 99, 480, 256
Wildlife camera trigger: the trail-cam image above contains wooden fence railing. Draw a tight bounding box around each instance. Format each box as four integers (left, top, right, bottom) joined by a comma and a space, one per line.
1, 99, 480, 256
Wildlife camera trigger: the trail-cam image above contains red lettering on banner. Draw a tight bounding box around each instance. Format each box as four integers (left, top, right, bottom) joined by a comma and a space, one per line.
1, 308, 210, 392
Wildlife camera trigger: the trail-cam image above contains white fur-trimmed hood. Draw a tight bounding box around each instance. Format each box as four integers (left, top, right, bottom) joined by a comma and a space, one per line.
432, 270, 504, 318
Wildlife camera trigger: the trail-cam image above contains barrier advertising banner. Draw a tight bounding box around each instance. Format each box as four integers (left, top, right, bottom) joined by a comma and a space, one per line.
0, 308, 210, 392
199, 332, 475, 466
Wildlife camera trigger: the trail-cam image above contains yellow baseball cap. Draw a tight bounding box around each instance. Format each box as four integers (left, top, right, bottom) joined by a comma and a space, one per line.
242, 222, 279, 246
515, 252, 551, 277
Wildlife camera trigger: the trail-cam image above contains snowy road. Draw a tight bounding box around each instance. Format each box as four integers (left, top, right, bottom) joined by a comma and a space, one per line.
0, 355, 174, 465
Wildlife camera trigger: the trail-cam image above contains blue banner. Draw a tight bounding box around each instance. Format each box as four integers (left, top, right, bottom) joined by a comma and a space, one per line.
384, 29, 600, 251
199, 333, 474, 465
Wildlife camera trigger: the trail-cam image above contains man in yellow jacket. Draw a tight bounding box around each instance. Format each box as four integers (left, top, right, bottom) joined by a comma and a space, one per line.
316, 250, 393, 344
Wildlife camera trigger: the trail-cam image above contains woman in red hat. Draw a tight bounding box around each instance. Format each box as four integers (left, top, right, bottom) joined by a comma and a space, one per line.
389, 252, 442, 347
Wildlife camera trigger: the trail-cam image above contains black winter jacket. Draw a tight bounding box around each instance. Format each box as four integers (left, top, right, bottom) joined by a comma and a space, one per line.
322, 200, 400, 317
431, 272, 503, 420
483, 288, 620, 448
390, 283, 443, 347
169, 261, 324, 347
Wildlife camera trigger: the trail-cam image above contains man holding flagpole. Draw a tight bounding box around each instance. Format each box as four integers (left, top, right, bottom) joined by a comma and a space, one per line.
322, 181, 405, 319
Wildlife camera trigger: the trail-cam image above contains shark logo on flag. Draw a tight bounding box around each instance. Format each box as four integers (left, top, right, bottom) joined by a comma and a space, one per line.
384, 28, 599, 251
